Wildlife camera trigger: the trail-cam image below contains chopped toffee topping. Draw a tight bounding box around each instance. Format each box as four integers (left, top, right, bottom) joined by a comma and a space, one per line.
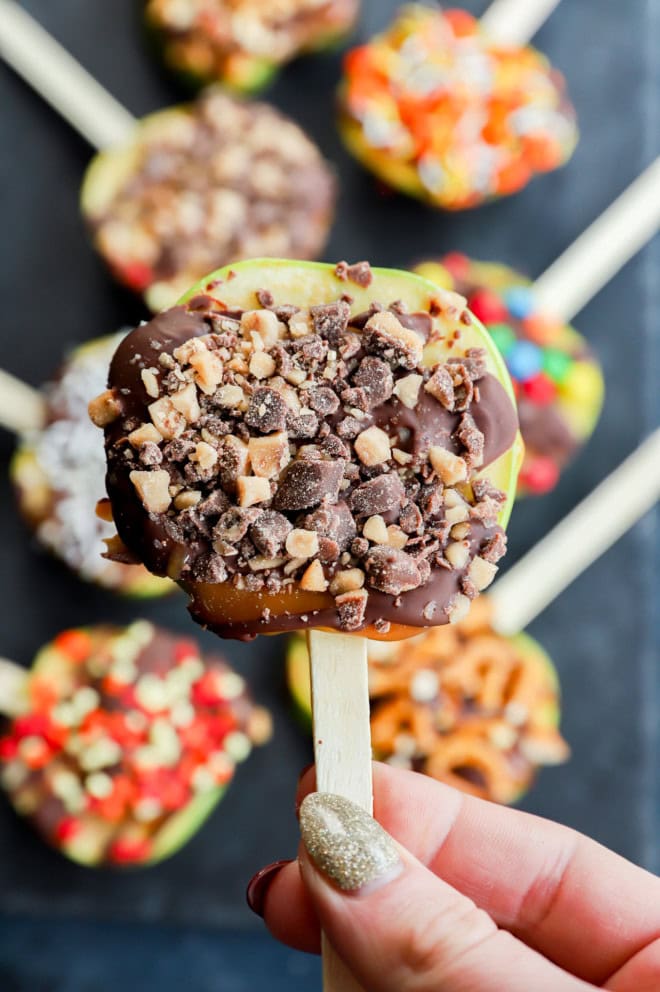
99, 263, 518, 636
145, 0, 359, 87
85, 90, 335, 311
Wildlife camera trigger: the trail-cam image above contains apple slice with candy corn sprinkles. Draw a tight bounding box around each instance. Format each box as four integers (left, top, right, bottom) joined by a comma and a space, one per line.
338, 2, 576, 211
0, 623, 271, 868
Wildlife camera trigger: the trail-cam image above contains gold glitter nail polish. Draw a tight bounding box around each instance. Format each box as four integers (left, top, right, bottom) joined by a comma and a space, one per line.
299, 793, 402, 892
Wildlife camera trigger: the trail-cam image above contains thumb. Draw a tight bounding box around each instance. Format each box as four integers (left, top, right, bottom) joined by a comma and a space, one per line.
299, 793, 594, 992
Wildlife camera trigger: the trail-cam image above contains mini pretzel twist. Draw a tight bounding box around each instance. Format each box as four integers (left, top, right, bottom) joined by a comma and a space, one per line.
369, 599, 569, 803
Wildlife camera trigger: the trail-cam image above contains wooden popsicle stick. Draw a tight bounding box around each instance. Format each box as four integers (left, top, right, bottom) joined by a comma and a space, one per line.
489, 429, 660, 636
0, 0, 136, 150
533, 157, 660, 322
0, 369, 46, 434
0, 659, 29, 718
308, 630, 372, 992
479, 0, 562, 46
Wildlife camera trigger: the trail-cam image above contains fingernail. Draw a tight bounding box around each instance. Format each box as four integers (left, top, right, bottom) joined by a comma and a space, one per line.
294, 764, 316, 817
298, 762, 315, 784
246, 860, 292, 917
299, 793, 401, 893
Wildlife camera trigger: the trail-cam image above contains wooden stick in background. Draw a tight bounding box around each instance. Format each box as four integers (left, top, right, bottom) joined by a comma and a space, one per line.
0, 0, 135, 149
308, 631, 372, 992
488, 161, 660, 631
0, 369, 46, 434
533, 157, 660, 322
489, 429, 660, 635
480, 0, 563, 46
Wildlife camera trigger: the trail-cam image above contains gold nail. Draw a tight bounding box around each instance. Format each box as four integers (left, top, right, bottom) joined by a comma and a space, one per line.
299, 793, 401, 892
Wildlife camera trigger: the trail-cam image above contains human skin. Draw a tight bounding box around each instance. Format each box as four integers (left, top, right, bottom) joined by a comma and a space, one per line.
252, 762, 660, 991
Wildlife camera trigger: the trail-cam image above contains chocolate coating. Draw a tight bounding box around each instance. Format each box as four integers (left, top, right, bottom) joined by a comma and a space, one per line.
102, 278, 518, 639
372, 375, 514, 469
106, 309, 211, 577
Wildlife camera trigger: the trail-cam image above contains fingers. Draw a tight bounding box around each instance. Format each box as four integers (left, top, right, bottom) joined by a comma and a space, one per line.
298, 793, 593, 992
285, 762, 660, 983
364, 764, 660, 987
257, 858, 321, 954
605, 937, 660, 992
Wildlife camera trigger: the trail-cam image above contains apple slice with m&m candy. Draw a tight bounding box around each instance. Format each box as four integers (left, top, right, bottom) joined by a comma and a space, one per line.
415, 157, 660, 494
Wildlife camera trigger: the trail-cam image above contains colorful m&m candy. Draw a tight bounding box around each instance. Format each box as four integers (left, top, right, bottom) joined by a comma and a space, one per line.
415, 255, 604, 496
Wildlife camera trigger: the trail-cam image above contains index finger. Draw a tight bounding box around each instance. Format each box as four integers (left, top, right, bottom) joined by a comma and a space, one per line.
274, 762, 660, 985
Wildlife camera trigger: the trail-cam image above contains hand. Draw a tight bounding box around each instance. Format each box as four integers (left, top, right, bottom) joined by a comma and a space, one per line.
247, 762, 660, 991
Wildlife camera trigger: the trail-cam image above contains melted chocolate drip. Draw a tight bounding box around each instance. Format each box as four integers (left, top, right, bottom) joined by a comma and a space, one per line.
392, 309, 433, 340
189, 520, 493, 641
108, 306, 210, 419
372, 375, 516, 468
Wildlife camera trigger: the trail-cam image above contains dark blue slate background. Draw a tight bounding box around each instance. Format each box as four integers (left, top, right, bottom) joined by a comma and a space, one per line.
0, 0, 658, 987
